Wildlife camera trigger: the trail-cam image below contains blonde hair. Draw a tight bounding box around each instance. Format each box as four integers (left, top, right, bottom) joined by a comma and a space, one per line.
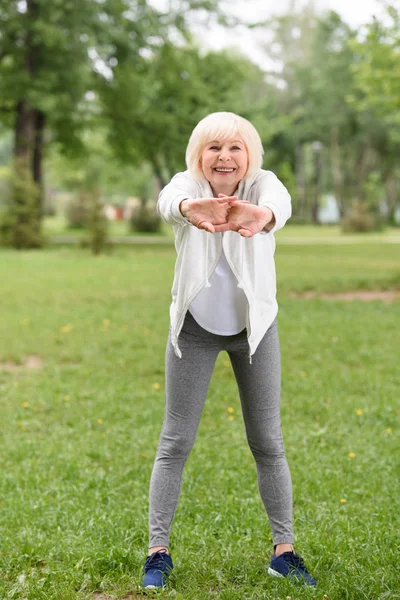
185, 112, 264, 180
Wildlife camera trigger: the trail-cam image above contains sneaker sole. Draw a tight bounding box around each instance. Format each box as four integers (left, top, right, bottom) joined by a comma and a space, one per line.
142, 584, 167, 590
268, 567, 284, 578
268, 566, 316, 586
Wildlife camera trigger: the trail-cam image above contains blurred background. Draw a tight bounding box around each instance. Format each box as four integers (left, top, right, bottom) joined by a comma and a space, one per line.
1, 4, 400, 598
0, 0, 399, 250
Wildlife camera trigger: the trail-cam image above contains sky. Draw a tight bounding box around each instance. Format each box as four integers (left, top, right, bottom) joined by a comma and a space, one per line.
149, 0, 387, 70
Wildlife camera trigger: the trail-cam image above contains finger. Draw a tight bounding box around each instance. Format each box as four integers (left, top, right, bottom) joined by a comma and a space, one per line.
216, 195, 238, 203
238, 228, 253, 237
213, 222, 233, 232
199, 221, 215, 233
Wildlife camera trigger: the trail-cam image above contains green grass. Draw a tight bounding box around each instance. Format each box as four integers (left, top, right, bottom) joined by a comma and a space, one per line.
0, 242, 399, 599
43, 215, 173, 239
43, 214, 400, 243
276, 224, 400, 239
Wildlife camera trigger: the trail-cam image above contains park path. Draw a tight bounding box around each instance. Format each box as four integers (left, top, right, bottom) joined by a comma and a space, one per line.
50, 234, 400, 246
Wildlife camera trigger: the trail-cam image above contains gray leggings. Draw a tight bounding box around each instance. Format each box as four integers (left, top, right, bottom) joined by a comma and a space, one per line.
148, 311, 294, 548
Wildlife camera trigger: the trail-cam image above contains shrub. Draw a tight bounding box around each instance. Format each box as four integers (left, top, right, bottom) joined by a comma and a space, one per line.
341, 200, 383, 233
65, 192, 89, 228
130, 203, 161, 233
0, 162, 44, 249
81, 188, 110, 255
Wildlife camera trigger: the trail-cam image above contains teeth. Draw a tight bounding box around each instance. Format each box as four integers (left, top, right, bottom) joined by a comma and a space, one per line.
215, 168, 234, 172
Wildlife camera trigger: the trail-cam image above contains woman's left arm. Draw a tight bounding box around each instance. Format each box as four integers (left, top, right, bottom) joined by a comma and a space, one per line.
256, 171, 292, 234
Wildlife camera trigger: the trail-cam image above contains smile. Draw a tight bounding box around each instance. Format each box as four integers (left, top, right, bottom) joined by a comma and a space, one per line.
214, 168, 235, 173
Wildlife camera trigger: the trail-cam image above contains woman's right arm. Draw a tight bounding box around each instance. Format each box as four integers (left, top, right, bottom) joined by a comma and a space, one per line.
157, 173, 199, 226
157, 172, 237, 232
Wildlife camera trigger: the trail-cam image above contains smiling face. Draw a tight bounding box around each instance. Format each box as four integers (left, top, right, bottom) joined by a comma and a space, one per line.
200, 136, 248, 196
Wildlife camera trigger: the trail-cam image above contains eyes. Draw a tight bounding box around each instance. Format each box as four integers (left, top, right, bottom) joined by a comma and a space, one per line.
208, 145, 242, 151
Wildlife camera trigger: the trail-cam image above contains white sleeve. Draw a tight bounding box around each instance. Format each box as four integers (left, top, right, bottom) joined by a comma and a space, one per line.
256, 171, 292, 234
157, 172, 199, 226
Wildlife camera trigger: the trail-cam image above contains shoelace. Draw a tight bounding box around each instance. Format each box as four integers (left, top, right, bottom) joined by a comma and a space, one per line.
144, 551, 170, 571
280, 551, 306, 570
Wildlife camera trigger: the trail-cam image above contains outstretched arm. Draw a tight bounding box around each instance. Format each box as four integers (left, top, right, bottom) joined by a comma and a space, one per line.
213, 198, 275, 237
179, 196, 238, 233
256, 171, 292, 234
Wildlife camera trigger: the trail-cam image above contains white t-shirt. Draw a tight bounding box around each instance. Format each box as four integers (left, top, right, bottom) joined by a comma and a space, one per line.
189, 247, 248, 335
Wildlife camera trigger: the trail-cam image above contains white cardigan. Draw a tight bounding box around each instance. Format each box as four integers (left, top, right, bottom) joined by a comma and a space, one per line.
157, 169, 292, 362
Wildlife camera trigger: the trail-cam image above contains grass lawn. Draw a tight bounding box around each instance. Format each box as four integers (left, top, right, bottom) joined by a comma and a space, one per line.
0, 240, 399, 600
42, 215, 173, 240
43, 214, 400, 244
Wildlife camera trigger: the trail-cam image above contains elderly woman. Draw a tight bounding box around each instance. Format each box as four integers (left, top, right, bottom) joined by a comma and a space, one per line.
142, 112, 316, 589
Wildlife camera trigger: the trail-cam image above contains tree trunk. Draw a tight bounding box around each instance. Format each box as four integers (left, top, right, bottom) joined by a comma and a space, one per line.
151, 158, 167, 190
14, 100, 36, 166
295, 143, 306, 220
13, 0, 44, 210
311, 147, 322, 225
330, 125, 345, 217
33, 110, 46, 217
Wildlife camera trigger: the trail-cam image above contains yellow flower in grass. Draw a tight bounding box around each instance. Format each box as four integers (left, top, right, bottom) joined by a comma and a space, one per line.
97, 418, 104, 425
340, 498, 347, 503
300, 371, 307, 377
348, 452, 356, 458
60, 324, 72, 333
152, 383, 161, 390
228, 407, 235, 414
21, 402, 29, 408
63, 395, 70, 401
386, 428, 392, 434
228, 415, 235, 422
356, 409, 363, 416
103, 318, 110, 327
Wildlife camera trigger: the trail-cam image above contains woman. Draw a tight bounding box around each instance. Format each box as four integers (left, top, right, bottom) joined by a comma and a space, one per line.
142, 112, 316, 589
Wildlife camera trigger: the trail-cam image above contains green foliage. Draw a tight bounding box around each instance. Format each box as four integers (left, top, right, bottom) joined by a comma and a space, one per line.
258, 6, 400, 223
341, 200, 382, 233
84, 188, 109, 255
98, 43, 270, 182
130, 203, 161, 233
65, 192, 89, 229
0, 165, 11, 206
349, 5, 400, 118
1, 0, 399, 231
0, 162, 44, 248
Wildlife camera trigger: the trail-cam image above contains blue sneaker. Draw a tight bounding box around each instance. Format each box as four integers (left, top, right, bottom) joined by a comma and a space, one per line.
268, 550, 316, 586
142, 550, 174, 589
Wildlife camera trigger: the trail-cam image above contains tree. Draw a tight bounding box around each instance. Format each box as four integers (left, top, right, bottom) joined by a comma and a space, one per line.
97, 42, 271, 188
0, 0, 223, 245
349, 4, 400, 223
256, 4, 399, 226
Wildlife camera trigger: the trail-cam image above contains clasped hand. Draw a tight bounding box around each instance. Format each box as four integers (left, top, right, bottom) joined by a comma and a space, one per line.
180, 195, 274, 238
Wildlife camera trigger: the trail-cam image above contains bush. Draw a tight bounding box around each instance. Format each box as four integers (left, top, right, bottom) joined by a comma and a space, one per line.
43, 192, 57, 217
341, 200, 384, 233
65, 192, 89, 228
80, 188, 110, 255
130, 203, 161, 233
0, 166, 11, 206
0, 162, 44, 249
